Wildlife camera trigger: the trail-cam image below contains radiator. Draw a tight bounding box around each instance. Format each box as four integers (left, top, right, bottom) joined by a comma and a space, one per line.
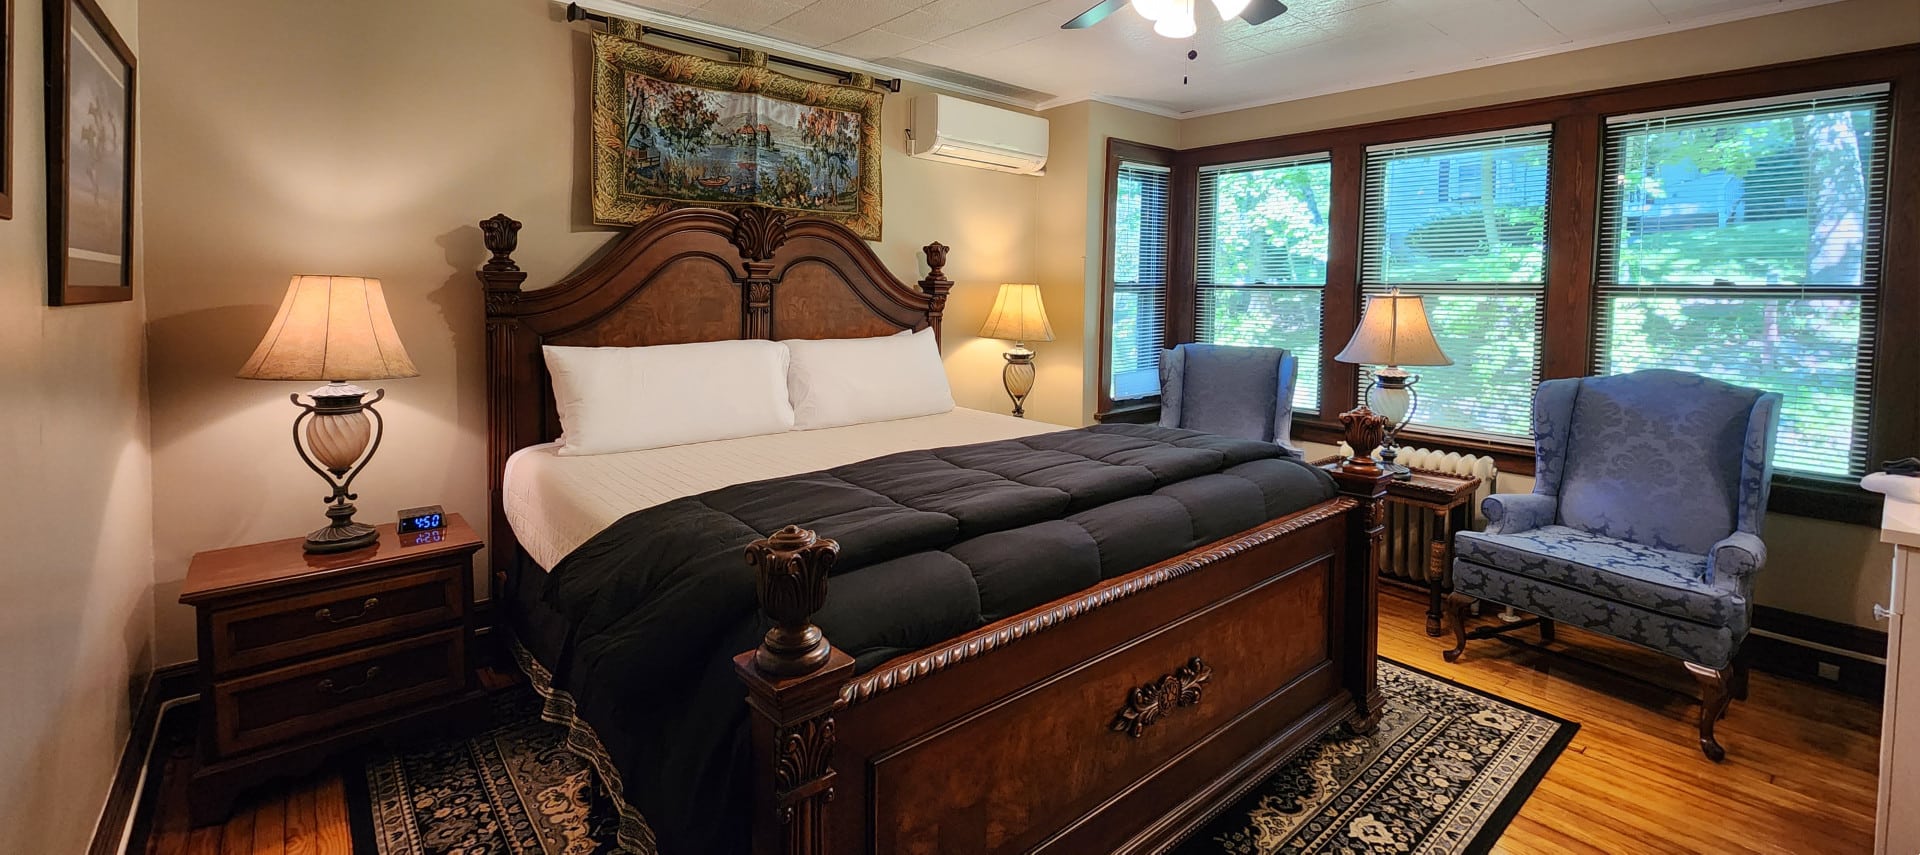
1337, 443, 1499, 585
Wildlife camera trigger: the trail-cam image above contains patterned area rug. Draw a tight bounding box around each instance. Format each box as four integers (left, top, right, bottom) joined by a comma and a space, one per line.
345, 691, 629, 855
1171, 660, 1577, 855
346, 660, 1573, 855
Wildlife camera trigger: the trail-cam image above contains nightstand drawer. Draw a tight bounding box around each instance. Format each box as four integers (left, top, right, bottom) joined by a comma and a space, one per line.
208, 565, 465, 674
210, 628, 467, 757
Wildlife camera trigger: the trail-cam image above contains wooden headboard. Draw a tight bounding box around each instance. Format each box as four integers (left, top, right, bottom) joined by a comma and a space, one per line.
474, 205, 954, 583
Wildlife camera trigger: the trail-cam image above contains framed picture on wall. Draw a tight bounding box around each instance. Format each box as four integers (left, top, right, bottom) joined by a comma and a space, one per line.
2, 0, 15, 220
45, 0, 133, 305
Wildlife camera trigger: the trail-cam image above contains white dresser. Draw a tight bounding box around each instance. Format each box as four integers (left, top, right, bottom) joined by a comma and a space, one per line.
1869, 473, 1920, 855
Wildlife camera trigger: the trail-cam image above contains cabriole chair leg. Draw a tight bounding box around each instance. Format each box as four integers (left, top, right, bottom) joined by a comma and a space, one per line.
1686, 661, 1733, 762
1442, 593, 1474, 663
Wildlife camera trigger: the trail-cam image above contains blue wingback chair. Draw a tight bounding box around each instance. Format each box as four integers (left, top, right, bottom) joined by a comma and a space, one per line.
1157, 343, 1300, 451
1443, 369, 1781, 761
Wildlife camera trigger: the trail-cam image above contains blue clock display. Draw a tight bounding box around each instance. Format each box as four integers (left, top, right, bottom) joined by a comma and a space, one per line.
397, 505, 447, 534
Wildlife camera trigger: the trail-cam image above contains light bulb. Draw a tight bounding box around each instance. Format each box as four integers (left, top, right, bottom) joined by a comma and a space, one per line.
1211, 0, 1250, 19
1153, 0, 1197, 37
1132, 0, 1177, 21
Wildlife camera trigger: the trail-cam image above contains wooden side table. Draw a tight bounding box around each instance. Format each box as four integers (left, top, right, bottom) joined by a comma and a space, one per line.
1318, 458, 1481, 636
179, 514, 489, 824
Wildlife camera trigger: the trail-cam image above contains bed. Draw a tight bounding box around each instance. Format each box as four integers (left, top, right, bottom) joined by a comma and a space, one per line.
476, 205, 1394, 855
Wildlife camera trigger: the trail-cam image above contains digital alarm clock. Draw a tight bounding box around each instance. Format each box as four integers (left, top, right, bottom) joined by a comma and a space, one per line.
397, 505, 447, 534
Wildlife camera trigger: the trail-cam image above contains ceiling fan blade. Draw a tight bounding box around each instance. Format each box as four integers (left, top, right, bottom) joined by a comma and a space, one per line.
1239, 0, 1288, 25
1063, 0, 1128, 29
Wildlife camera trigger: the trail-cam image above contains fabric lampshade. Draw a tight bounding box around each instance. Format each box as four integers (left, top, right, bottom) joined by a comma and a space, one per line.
238, 276, 419, 381
1334, 292, 1451, 367
978, 283, 1055, 343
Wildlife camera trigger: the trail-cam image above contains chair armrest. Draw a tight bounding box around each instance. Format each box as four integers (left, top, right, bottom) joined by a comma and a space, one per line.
1708, 531, 1766, 583
1482, 493, 1555, 535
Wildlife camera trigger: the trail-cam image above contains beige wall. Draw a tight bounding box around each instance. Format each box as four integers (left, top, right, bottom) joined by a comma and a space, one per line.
140, 0, 1048, 665
0, 0, 153, 850
1036, 101, 1179, 426
1181, 0, 1920, 149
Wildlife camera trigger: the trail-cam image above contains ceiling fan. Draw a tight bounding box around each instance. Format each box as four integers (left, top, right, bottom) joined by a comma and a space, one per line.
1063, 0, 1289, 38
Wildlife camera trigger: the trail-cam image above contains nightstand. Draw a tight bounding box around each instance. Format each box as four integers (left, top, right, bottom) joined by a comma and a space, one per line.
179, 514, 488, 824
1317, 459, 1482, 636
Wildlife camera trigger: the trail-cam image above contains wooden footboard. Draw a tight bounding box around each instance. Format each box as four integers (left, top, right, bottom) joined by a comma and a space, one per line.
735, 452, 1393, 855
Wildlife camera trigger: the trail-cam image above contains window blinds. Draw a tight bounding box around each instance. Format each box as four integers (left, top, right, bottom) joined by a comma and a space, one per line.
1359, 128, 1552, 440
1195, 154, 1333, 413
1110, 161, 1171, 402
1594, 85, 1890, 477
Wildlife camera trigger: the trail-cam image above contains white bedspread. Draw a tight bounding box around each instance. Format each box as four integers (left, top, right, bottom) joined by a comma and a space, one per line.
504, 407, 1064, 570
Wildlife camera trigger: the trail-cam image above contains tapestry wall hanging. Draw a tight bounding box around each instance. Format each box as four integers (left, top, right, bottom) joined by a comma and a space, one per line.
590, 34, 884, 239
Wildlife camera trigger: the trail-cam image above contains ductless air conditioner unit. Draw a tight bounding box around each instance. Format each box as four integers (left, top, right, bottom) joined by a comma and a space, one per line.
906, 94, 1049, 176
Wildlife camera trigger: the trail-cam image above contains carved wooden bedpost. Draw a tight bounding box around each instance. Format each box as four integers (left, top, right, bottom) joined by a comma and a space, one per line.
476, 214, 528, 604
735, 525, 855, 855
919, 241, 953, 345
1328, 405, 1394, 735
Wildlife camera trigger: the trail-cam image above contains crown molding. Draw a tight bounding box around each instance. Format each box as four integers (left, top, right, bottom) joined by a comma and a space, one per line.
560, 0, 1047, 111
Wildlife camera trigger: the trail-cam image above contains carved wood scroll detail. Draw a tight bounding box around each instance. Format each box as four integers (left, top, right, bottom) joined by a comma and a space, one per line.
732, 206, 792, 261
773, 716, 838, 822
1111, 657, 1213, 738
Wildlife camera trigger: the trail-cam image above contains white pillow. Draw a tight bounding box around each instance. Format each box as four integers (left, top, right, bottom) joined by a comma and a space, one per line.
784, 327, 955, 430
544, 340, 794, 456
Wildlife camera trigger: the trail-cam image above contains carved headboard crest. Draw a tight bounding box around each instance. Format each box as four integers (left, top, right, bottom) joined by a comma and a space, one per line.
730, 206, 791, 262
473, 205, 954, 588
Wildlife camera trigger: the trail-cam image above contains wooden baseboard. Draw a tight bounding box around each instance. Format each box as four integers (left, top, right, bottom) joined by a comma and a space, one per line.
1748, 605, 1888, 701
88, 662, 199, 855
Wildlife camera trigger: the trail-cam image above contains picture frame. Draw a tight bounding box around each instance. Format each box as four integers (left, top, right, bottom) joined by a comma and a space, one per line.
1, 0, 14, 220
45, 0, 134, 305
588, 34, 884, 240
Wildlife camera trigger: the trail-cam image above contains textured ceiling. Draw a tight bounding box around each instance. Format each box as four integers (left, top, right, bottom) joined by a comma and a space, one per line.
612, 0, 1841, 115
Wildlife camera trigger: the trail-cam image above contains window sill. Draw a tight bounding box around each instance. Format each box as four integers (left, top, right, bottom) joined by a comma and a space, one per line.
1095, 399, 1161, 424
1767, 474, 1882, 527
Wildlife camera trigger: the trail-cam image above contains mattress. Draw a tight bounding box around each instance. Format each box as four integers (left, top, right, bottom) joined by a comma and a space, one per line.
503, 407, 1061, 570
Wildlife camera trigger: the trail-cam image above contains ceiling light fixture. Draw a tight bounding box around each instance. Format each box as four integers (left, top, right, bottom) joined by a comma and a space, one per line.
1211, 0, 1251, 18
1152, 0, 1197, 38
1132, 0, 1178, 21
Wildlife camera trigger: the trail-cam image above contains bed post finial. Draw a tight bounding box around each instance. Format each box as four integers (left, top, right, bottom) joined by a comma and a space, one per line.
737, 525, 855, 855
478, 214, 528, 313
480, 213, 522, 272
746, 525, 839, 676
919, 242, 953, 341
1329, 404, 1395, 735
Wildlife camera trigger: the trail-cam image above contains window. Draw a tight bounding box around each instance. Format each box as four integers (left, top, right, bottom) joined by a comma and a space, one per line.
1195, 155, 1332, 413
1596, 86, 1891, 477
1108, 159, 1171, 403
1360, 128, 1553, 439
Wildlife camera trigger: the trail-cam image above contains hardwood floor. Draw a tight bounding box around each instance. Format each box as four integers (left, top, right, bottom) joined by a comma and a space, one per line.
137, 586, 1880, 854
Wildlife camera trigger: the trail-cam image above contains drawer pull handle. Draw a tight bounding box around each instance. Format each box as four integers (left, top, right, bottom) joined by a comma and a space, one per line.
316, 665, 383, 695
315, 597, 381, 625
1110, 657, 1212, 738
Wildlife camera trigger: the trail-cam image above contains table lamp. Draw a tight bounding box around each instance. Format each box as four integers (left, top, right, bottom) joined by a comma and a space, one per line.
1334, 289, 1451, 479
979, 283, 1054, 418
238, 276, 418, 553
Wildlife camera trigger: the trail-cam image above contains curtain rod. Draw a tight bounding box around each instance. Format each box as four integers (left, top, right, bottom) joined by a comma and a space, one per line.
565, 3, 903, 93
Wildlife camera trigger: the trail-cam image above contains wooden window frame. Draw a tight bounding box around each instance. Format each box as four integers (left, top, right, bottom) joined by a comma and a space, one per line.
1096, 138, 1177, 420
1094, 45, 1920, 523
